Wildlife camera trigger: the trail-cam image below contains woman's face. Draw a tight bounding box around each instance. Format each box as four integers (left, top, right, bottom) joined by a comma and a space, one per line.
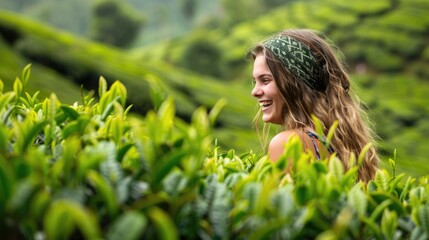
252, 54, 284, 125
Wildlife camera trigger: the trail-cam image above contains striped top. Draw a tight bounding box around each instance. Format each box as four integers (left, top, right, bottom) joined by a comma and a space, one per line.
305, 131, 334, 159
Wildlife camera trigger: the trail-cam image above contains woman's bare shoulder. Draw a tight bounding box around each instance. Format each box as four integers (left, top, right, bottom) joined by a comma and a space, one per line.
270, 130, 299, 144
268, 130, 301, 161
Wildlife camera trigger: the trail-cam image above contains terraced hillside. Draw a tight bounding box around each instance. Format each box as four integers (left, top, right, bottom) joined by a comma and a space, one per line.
0, 9, 260, 150
136, 0, 429, 175
1, 0, 429, 175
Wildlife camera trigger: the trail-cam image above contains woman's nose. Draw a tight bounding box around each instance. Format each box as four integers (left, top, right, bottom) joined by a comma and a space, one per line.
252, 85, 262, 97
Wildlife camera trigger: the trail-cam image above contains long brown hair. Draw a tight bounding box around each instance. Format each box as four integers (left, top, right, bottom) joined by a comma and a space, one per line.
250, 29, 379, 182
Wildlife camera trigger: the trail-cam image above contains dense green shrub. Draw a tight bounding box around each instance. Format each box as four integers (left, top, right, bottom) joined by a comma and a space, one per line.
179, 34, 224, 78
4, 0, 428, 174
1, 66, 429, 239
89, 0, 145, 48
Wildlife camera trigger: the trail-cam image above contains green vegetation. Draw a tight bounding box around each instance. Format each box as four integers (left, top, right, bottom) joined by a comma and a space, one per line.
1, 70, 429, 239
0, 38, 83, 104
135, 0, 429, 176
179, 33, 224, 78
89, 0, 145, 48
0, 0, 429, 178
0, 9, 260, 154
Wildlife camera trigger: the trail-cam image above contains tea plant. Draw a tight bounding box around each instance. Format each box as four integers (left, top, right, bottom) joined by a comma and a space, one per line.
0, 65, 428, 239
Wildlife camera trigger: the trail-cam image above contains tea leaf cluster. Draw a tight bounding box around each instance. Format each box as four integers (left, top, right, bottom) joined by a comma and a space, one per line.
1, 67, 428, 239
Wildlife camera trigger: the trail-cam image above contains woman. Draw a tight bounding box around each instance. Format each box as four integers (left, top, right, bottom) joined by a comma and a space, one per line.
250, 29, 379, 182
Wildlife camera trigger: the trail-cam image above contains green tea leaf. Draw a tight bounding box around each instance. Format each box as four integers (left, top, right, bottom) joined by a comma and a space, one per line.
418, 206, 429, 234
8, 179, 38, 214
370, 192, 405, 216
381, 209, 397, 239
110, 80, 127, 106
209, 98, 227, 127
0, 92, 15, 111
21, 63, 32, 87
87, 170, 118, 217
410, 227, 428, 240
399, 176, 415, 202
99, 76, 108, 98
374, 169, 390, 191
328, 157, 344, 181
369, 199, 393, 222
60, 105, 80, 120
0, 122, 8, 153
19, 96, 30, 108
43, 93, 59, 122
248, 218, 289, 240
208, 181, 231, 238
99, 141, 123, 183
325, 120, 338, 147
410, 186, 426, 206
44, 201, 74, 239
157, 97, 175, 137
361, 217, 382, 238
2, 105, 16, 124
0, 156, 14, 213
311, 115, 324, 137
147, 207, 178, 240
98, 90, 112, 115
192, 106, 209, 137
77, 143, 110, 180
294, 185, 311, 205
358, 143, 372, 167
62, 121, 80, 139
108, 116, 124, 145
30, 91, 40, 106
101, 96, 120, 121
348, 183, 367, 217
117, 143, 134, 163
152, 150, 187, 188
21, 120, 47, 152
13, 77, 23, 99
29, 190, 50, 220
145, 73, 167, 110
44, 200, 101, 240
107, 211, 147, 240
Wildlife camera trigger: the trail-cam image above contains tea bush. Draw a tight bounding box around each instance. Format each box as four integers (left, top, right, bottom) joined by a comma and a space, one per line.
1, 66, 428, 239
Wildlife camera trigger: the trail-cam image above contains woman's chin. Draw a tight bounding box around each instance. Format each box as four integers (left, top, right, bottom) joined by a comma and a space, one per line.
263, 115, 281, 125
262, 115, 273, 123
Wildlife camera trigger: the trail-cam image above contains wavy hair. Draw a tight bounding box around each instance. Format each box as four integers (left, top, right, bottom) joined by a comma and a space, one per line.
250, 29, 379, 182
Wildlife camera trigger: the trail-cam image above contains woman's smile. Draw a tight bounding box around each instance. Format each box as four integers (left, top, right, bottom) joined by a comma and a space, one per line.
259, 100, 273, 109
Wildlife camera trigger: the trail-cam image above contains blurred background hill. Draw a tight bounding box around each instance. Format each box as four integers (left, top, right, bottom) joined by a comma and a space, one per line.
0, 0, 428, 176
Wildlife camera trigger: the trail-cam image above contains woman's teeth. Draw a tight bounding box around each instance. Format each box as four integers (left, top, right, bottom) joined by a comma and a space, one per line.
259, 101, 272, 107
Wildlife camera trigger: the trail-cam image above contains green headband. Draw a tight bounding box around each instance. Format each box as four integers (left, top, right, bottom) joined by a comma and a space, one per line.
263, 35, 327, 91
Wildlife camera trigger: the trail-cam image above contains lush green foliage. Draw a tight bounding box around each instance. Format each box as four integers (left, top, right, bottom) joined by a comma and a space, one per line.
135, 0, 429, 176
0, 0, 217, 46
1, 67, 429, 239
1, 0, 429, 176
179, 33, 224, 78
0, 9, 259, 155
89, 0, 145, 48
0, 37, 83, 104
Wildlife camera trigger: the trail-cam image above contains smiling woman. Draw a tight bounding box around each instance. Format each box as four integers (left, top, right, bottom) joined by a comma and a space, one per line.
249, 29, 379, 182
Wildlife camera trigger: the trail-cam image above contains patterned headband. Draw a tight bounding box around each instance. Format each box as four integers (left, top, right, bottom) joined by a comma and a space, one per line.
263, 35, 327, 91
